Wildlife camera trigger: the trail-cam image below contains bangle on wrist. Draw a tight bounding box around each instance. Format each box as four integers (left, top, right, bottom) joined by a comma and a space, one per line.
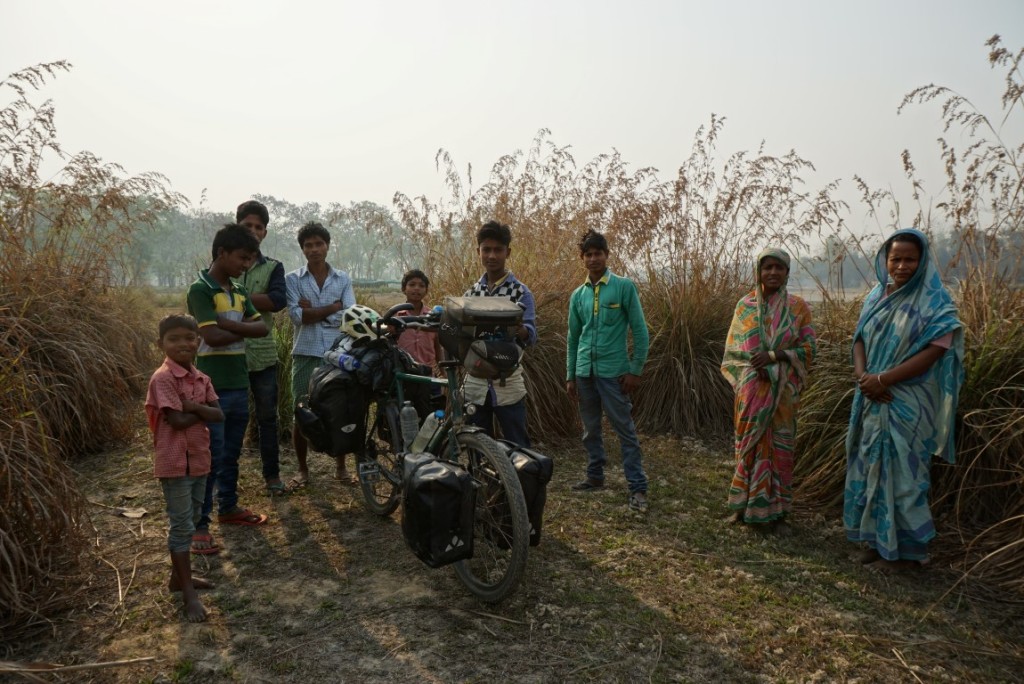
877, 372, 887, 389
769, 351, 777, 362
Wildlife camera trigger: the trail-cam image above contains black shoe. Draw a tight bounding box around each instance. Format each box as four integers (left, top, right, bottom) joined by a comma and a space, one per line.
571, 478, 604, 491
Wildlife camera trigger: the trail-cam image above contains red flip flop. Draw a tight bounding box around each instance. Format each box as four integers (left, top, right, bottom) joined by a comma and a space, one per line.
191, 531, 220, 555
218, 508, 268, 526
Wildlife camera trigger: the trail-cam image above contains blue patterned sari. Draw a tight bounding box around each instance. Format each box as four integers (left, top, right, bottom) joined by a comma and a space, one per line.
843, 229, 964, 561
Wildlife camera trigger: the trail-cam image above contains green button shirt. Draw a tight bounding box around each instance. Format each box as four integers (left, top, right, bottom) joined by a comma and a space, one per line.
566, 270, 650, 380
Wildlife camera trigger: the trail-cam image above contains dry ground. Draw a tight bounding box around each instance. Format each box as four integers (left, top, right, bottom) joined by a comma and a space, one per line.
4, 428, 1023, 683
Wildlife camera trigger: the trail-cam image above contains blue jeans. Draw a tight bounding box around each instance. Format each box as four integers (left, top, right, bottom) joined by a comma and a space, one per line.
577, 376, 648, 494
468, 397, 531, 448
161, 476, 206, 553
248, 365, 280, 481
200, 388, 249, 528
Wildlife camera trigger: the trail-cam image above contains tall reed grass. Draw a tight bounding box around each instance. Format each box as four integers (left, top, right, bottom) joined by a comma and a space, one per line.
0, 63, 180, 638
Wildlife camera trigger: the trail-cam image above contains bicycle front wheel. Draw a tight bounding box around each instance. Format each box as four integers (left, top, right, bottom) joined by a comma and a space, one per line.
357, 400, 402, 517
452, 431, 529, 603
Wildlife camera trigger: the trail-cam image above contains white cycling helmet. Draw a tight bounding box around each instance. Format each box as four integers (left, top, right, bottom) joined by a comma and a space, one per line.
339, 304, 380, 340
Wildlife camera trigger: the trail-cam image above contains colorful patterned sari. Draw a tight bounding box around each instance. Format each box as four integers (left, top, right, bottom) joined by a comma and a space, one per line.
721, 249, 816, 523
843, 229, 964, 561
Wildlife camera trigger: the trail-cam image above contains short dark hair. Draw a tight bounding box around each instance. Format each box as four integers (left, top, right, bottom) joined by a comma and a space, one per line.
402, 269, 430, 289
158, 313, 198, 339
476, 220, 512, 247
578, 229, 609, 254
236, 200, 269, 226
297, 221, 331, 247
212, 223, 259, 261
886, 231, 924, 256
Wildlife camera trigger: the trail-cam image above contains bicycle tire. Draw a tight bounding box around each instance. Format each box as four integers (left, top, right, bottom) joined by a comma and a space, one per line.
452, 431, 529, 603
357, 400, 402, 516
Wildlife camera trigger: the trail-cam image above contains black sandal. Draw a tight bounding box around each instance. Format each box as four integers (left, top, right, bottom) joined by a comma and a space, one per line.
571, 479, 605, 491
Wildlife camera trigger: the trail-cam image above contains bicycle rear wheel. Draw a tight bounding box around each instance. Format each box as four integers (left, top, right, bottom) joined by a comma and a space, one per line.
452, 431, 529, 603
357, 400, 402, 516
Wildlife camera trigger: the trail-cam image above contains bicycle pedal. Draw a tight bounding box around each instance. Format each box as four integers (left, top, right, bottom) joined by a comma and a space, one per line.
357, 462, 380, 482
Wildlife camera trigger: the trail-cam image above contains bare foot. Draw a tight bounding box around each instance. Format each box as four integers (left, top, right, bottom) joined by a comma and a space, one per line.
723, 511, 744, 524
334, 461, 358, 485
169, 574, 216, 592
184, 595, 208, 623
857, 548, 881, 564
773, 521, 794, 537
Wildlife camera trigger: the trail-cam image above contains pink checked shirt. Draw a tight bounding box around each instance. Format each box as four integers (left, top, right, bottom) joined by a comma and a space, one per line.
396, 305, 439, 366
145, 359, 218, 478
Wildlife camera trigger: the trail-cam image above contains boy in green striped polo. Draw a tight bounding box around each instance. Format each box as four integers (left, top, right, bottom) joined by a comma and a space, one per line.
234, 200, 287, 496
187, 224, 270, 549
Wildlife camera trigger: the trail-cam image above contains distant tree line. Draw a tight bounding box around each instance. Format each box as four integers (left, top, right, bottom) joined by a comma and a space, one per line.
131, 195, 415, 289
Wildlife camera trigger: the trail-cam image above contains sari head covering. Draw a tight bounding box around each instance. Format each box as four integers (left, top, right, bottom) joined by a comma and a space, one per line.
844, 228, 964, 561
850, 227, 964, 463
721, 248, 816, 522
722, 248, 811, 390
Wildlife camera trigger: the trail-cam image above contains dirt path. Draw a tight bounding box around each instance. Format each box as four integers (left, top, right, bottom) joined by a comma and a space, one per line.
5, 431, 1023, 682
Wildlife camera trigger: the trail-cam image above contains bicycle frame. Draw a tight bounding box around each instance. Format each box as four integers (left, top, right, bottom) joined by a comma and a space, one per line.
388, 361, 466, 462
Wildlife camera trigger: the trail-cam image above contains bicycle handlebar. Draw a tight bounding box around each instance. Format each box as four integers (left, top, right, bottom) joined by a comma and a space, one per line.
375, 302, 442, 336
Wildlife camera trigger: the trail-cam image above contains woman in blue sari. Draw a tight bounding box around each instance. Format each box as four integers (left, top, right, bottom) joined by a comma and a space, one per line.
844, 228, 964, 573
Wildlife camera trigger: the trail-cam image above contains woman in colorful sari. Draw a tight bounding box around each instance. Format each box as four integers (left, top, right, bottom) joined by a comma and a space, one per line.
722, 249, 816, 535
844, 228, 964, 573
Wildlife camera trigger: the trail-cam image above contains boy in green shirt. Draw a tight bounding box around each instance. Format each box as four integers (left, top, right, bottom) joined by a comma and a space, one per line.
187, 224, 270, 552
566, 229, 650, 512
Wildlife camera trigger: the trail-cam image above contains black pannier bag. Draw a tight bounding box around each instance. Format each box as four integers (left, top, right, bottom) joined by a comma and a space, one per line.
401, 453, 477, 568
497, 440, 554, 547
439, 296, 523, 366
295, 365, 372, 457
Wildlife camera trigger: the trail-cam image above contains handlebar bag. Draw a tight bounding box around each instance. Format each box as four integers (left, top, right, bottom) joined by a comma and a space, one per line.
463, 340, 522, 385
401, 453, 477, 568
440, 296, 523, 360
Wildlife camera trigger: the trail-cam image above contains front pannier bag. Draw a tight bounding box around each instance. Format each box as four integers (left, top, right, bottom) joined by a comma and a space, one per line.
497, 440, 555, 547
401, 453, 477, 568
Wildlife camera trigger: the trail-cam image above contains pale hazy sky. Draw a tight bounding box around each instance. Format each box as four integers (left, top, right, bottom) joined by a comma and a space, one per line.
3, 1, 1022, 230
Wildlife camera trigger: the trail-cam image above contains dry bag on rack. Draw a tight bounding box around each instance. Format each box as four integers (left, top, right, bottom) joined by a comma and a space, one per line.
498, 440, 554, 547
401, 453, 477, 568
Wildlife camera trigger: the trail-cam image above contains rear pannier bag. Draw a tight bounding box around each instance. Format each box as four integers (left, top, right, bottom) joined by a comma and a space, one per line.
439, 296, 523, 362
296, 365, 372, 457
497, 440, 554, 547
401, 453, 477, 568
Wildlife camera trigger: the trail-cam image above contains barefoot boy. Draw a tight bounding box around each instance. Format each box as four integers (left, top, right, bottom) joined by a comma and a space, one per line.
187, 224, 270, 549
146, 314, 225, 622
396, 269, 443, 418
